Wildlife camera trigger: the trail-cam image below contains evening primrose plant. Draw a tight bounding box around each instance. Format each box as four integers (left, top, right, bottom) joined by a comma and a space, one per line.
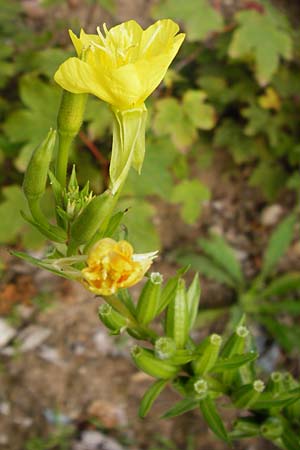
14, 19, 300, 450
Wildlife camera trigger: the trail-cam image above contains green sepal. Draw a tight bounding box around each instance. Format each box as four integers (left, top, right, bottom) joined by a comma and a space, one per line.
165, 279, 189, 349
138, 379, 168, 418
230, 418, 260, 439
186, 273, 201, 330
192, 334, 222, 376
136, 272, 163, 325
199, 395, 230, 444
233, 380, 265, 409
131, 346, 179, 380
260, 417, 283, 440
98, 304, 127, 333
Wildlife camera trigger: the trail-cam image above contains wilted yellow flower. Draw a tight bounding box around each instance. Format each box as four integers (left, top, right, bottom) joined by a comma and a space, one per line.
258, 87, 281, 111
54, 19, 185, 110
82, 238, 157, 295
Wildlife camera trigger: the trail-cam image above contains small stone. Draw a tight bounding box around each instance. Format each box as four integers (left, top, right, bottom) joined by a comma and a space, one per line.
39, 345, 65, 366
18, 325, 51, 352
74, 430, 124, 450
87, 400, 127, 429
93, 330, 113, 355
0, 319, 16, 348
261, 204, 283, 227
0, 402, 10, 415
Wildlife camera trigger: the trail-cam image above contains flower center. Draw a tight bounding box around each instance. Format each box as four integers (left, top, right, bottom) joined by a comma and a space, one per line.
96, 23, 138, 66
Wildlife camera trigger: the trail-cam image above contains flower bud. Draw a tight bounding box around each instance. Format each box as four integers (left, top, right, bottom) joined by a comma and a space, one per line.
57, 91, 87, 138
221, 325, 249, 359
131, 345, 179, 379
260, 417, 283, 440
23, 129, 56, 201
193, 378, 208, 399
165, 279, 189, 349
192, 334, 222, 376
136, 272, 163, 325
70, 190, 114, 247
98, 304, 127, 333
233, 379, 265, 409
155, 337, 177, 360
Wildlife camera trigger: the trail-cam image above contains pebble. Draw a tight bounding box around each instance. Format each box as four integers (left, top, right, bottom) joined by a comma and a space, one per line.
93, 330, 114, 356
261, 204, 283, 226
18, 325, 52, 352
0, 320, 16, 348
87, 400, 127, 429
38, 345, 65, 366
73, 430, 124, 450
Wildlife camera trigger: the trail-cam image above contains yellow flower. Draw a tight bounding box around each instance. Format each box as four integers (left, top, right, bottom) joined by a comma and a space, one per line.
54, 19, 185, 110
82, 238, 157, 295
258, 87, 281, 111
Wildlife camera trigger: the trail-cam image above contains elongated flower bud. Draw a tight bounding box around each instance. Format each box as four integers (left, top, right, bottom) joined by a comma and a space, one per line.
136, 272, 163, 325
23, 129, 56, 201
70, 190, 114, 247
98, 304, 127, 333
193, 334, 222, 376
165, 279, 189, 349
233, 380, 265, 409
57, 91, 87, 138
131, 345, 178, 379
260, 417, 283, 440
221, 325, 249, 359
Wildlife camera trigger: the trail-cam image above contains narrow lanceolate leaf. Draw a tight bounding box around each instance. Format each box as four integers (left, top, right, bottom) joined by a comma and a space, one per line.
156, 274, 180, 316
199, 396, 230, 443
261, 272, 300, 298
186, 273, 201, 330
177, 253, 235, 287
281, 427, 300, 450
212, 352, 258, 372
198, 234, 244, 287
161, 398, 199, 419
139, 379, 168, 418
262, 213, 296, 278
259, 300, 300, 316
252, 388, 300, 410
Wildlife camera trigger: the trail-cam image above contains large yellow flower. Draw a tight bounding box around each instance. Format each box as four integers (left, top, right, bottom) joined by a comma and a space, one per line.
54, 19, 185, 110
82, 238, 157, 296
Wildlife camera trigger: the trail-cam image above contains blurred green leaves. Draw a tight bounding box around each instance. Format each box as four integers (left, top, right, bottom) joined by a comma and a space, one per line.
152, 0, 224, 41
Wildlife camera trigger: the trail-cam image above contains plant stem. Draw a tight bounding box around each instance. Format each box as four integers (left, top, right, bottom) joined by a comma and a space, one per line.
55, 133, 73, 189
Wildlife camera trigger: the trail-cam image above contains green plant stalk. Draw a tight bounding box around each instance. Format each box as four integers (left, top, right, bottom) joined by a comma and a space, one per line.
55, 133, 73, 190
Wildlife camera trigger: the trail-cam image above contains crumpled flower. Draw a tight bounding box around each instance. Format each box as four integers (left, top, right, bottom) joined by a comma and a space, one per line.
81, 238, 157, 295
54, 19, 185, 110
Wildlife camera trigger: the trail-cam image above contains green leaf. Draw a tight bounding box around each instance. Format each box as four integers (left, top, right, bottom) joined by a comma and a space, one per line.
0, 185, 27, 243
252, 388, 300, 410
199, 396, 230, 443
118, 198, 160, 252
3, 75, 61, 171
259, 300, 300, 316
229, 9, 293, 85
177, 253, 235, 287
260, 316, 300, 352
261, 272, 300, 297
161, 398, 199, 419
212, 352, 258, 372
186, 274, 201, 330
183, 90, 216, 130
198, 234, 244, 287
262, 213, 296, 278
281, 427, 300, 450
153, 98, 197, 149
124, 137, 177, 200
171, 179, 210, 224
249, 161, 288, 201
139, 379, 168, 418
152, 0, 224, 42
30, 48, 72, 78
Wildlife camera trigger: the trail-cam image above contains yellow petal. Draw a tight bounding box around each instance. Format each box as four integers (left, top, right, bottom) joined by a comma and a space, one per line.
54, 57, 114, 104
140, 19, 180, 58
